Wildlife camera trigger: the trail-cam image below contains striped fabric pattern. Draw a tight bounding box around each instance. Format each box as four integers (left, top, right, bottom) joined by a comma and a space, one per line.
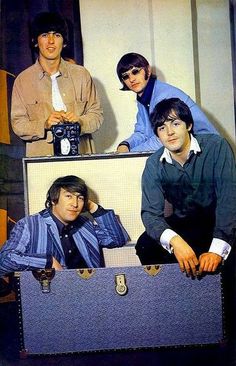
0, 208, 129, 276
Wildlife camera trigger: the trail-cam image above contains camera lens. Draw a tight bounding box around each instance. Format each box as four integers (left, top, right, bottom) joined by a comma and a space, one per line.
54, 127, 64, 137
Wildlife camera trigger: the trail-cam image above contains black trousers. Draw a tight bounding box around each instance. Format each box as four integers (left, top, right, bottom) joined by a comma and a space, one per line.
135, 215, 214, 265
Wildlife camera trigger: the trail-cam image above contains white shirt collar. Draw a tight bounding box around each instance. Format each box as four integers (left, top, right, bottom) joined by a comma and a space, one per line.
160, 134, 201, 164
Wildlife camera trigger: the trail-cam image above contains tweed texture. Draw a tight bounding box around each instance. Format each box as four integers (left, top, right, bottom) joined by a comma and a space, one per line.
17, 263, 223, 355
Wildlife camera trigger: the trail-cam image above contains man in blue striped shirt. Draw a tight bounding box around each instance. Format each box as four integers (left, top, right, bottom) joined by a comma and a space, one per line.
0, 175, 129, 276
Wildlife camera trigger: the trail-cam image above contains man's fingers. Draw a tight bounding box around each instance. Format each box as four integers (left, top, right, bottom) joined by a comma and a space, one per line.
179, 260, 185, 273
179, 258, 198, 277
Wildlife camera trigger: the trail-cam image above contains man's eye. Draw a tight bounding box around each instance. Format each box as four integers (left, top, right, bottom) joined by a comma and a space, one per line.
78, 196, 84, 201
55, 33, 62, 38
132, 69, 140, 75
41, 33, 48, 38
121, 74, 129, 81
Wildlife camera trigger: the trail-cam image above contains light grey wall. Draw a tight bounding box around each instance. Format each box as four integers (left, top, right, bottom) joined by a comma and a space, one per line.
80, 0, 235, 152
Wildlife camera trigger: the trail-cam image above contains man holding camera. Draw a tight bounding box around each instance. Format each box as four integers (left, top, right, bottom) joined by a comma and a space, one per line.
11, 12, 103, 157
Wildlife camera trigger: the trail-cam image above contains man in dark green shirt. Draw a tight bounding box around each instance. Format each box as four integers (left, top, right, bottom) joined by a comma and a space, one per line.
136, 98, 236, 277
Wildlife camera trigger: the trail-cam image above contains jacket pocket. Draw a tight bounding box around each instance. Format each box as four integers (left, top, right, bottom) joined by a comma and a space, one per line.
27, 102, 48, 121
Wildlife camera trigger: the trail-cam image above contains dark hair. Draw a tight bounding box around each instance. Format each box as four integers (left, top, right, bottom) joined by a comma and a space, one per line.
150, 98, 194, 136
31, 12, 69, 48
45, 175, 88, 209
116, 53, 150, 91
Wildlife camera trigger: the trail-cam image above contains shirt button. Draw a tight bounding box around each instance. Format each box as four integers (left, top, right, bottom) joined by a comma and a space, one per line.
65, 234, 68, 238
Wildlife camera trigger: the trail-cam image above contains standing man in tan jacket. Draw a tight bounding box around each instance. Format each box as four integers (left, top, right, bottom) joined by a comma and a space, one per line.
11, 12, 103, 157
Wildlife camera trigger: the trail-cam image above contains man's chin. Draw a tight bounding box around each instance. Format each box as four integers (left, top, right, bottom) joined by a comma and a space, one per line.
131, 86, 143, 95
66, 214, 80, 222
167, 146, 182, 154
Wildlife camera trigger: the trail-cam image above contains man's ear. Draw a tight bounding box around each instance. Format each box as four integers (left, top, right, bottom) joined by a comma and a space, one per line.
147, 65, 152, 77
32, 38, 38, 47
187, 124, 193, 132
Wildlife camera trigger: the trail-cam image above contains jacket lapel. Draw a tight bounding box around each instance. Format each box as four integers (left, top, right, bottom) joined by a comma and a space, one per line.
40, 210, 66, 265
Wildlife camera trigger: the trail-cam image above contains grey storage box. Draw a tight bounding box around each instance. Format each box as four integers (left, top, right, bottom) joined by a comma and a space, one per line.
15, 153, 224, 356
15, 264, 224, 357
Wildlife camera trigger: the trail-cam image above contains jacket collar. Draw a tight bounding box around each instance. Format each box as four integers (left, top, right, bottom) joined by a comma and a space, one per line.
35, 57, 69, 80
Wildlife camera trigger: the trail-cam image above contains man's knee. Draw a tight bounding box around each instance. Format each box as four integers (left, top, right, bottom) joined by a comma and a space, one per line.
135, 231, 175, 265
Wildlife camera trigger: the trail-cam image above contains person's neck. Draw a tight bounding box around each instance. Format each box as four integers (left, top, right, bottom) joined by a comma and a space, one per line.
170, 150, 189, 166
170, 137, 191, 166
137, 75, 156, 99
39, 56, 61, 75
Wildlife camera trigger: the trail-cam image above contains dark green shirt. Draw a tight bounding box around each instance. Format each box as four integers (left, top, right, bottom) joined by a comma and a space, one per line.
141, 134, 236, 247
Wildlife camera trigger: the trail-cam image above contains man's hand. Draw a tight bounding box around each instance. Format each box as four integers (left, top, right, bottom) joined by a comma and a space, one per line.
170, 235, 199, 277
117, 145, 130, 153
45, 111, 79, 129
52, 257, 63, 270
62, 111, 78, 123
198, 252, 222, 275
45, 111, 65, 129
87, 199, 98, 214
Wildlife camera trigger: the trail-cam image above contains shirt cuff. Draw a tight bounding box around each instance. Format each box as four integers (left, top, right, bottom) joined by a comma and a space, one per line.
160, 229, 178, 253
209, 238, 231, 260
91, 205, 107, 218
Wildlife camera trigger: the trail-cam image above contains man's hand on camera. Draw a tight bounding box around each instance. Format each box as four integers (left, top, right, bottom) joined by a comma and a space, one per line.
61, 111, 78, 123
45, 111, 65, 129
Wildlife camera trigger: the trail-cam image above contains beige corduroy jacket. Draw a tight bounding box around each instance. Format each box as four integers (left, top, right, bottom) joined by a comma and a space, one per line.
11, 59, 103, 157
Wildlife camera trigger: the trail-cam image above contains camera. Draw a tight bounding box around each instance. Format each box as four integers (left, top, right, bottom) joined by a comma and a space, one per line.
51, 123, 81, 156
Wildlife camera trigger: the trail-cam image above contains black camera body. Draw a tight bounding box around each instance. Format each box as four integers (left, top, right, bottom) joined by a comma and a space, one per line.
51, 123, 81, 156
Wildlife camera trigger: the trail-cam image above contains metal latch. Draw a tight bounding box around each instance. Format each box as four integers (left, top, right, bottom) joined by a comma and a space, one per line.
115, 274, 128, 296
32, 268, 55, 293
77, 268, 95, 280
144, 264, 161, 276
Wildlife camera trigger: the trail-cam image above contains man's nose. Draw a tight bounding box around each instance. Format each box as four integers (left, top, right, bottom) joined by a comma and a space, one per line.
71, 197, 78, 207
167, 125, 174, 135
129, 73, 136, 82
48, 34, 55, 43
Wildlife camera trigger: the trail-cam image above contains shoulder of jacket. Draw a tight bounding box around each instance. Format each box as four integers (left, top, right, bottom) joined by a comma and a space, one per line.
14, 63, 39, 83
146, 149, 163, 167
196, 133, 222, 145
63, 61, 90, 76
